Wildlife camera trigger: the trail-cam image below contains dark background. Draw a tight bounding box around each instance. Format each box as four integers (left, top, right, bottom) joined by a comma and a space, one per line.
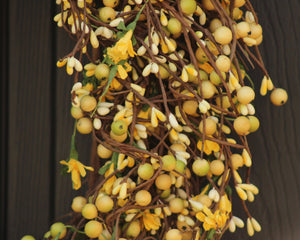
1, 0, 299, 239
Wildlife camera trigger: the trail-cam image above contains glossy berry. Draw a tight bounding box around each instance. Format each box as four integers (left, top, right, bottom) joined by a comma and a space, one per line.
94, 63, 110, 81
50, 222, 67, 239
210, 160, 224, 175
135, 190, 152, 206
98, 7, 116, 23
81, 203, 98, 219
97, 144, 113, 159
214, 26, 233, 45
84, 220, 103, 238
111, 120, 128, 136
169, 198, 184, 213
162, 155, 177, 171
192, 159, 210, 176
237, 86, 255, 104
71, 196, 87, 213
167, 18, 182, 35
233, 116, 251, 135
126, 221, 141, 238
77, 117, 93, 134
96, 195, 114, 212
103, 0, 119, 8
80, 95, 97, 112
155, 174, 172, 190
138, 163, 154, 180
199, 118, 217, 135
165, 229, 182, 240
270, 88, 288, 106
248, 116, 260, 132
216, 55, 231, 72
180, 0, 197, 15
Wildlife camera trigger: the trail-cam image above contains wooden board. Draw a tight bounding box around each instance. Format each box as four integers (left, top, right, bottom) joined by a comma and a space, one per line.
6, 0, 54, 239
2, 0, 300, 239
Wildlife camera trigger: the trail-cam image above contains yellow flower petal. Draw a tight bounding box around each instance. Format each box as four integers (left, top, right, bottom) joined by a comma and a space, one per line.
117, 65, 128, 79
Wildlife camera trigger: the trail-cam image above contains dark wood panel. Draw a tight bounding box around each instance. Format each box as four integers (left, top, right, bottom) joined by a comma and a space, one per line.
7, 0, 54, 239
54, 28, 92, 219
227, 0, 300, 239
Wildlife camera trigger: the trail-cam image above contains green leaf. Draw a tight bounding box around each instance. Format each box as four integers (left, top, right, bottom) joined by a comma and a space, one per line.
117, 21, 127, 31
98, 161, 112, 175
52, 227, 66, 240
99, 65, 118, 102
110, 226, 116, 240
60, 164, 69, 176
116, 31, 125, 40
127, 3, 146, 31
141, 104, 150, 112
111, 152, 119, 170
225, 185, 232, 196
206, 229, 216, 240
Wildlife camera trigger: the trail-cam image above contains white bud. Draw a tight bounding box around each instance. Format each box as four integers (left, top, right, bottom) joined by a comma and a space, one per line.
93, 118, 102, 130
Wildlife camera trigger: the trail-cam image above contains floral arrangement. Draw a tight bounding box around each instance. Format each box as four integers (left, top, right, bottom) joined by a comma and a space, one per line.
22, 0, 288, 240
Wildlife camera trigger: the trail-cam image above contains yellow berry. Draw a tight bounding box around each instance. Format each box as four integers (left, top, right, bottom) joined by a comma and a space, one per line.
97, 144, 113, 159
103, 0, 119, 8
192, 159, 210, 176
167, 18, 182, 35
71, 106, 84, 119
233, 116, 251, 135
98, 229, 112, 240
71, 196, 87, 213
169, 198, 184, 213
270, 88, 288, 106
214, 26, 233, 45
126, 221, 141, 238
85, 220, 103, 238
135, 190, 152, 206
216, 55, 231, 72
82, 203, 98, 219
138, 163, 154, 180
166, 229, 182, 240
202, 0, 215, 11
237, 86, 255, 104
210, 160, 224, 175
80, 95, 97, 112
183, 100, 198, 116
231, 154, 244, 169
162, 155, 177, 171
21, 235, 35, 240
98, 7, 116, 23
110, 130, 128, 142
199, 118, 217, 135
209, 18, 222, 32
195, 47, 208, 63
180, 0, 197, 15
248, 116, 260, 132
96, 195, 114, 213
249, 23, 263, 39
155, 174, 172, 190
77, 117, 93, 134
50, 222, 67, 239
199, 80, 216, 99
94, 63, 110, 81
236, 21, 251, 38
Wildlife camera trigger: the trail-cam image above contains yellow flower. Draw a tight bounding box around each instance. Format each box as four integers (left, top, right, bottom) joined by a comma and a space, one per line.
107, 30, 136, 63
196, 206, 229, 231
142, 210, 161, 231
60, 159, 94, 190
197, 139, 220, 155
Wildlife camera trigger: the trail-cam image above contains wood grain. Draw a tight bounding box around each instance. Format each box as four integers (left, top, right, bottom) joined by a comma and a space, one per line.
7, 0, 54, 239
